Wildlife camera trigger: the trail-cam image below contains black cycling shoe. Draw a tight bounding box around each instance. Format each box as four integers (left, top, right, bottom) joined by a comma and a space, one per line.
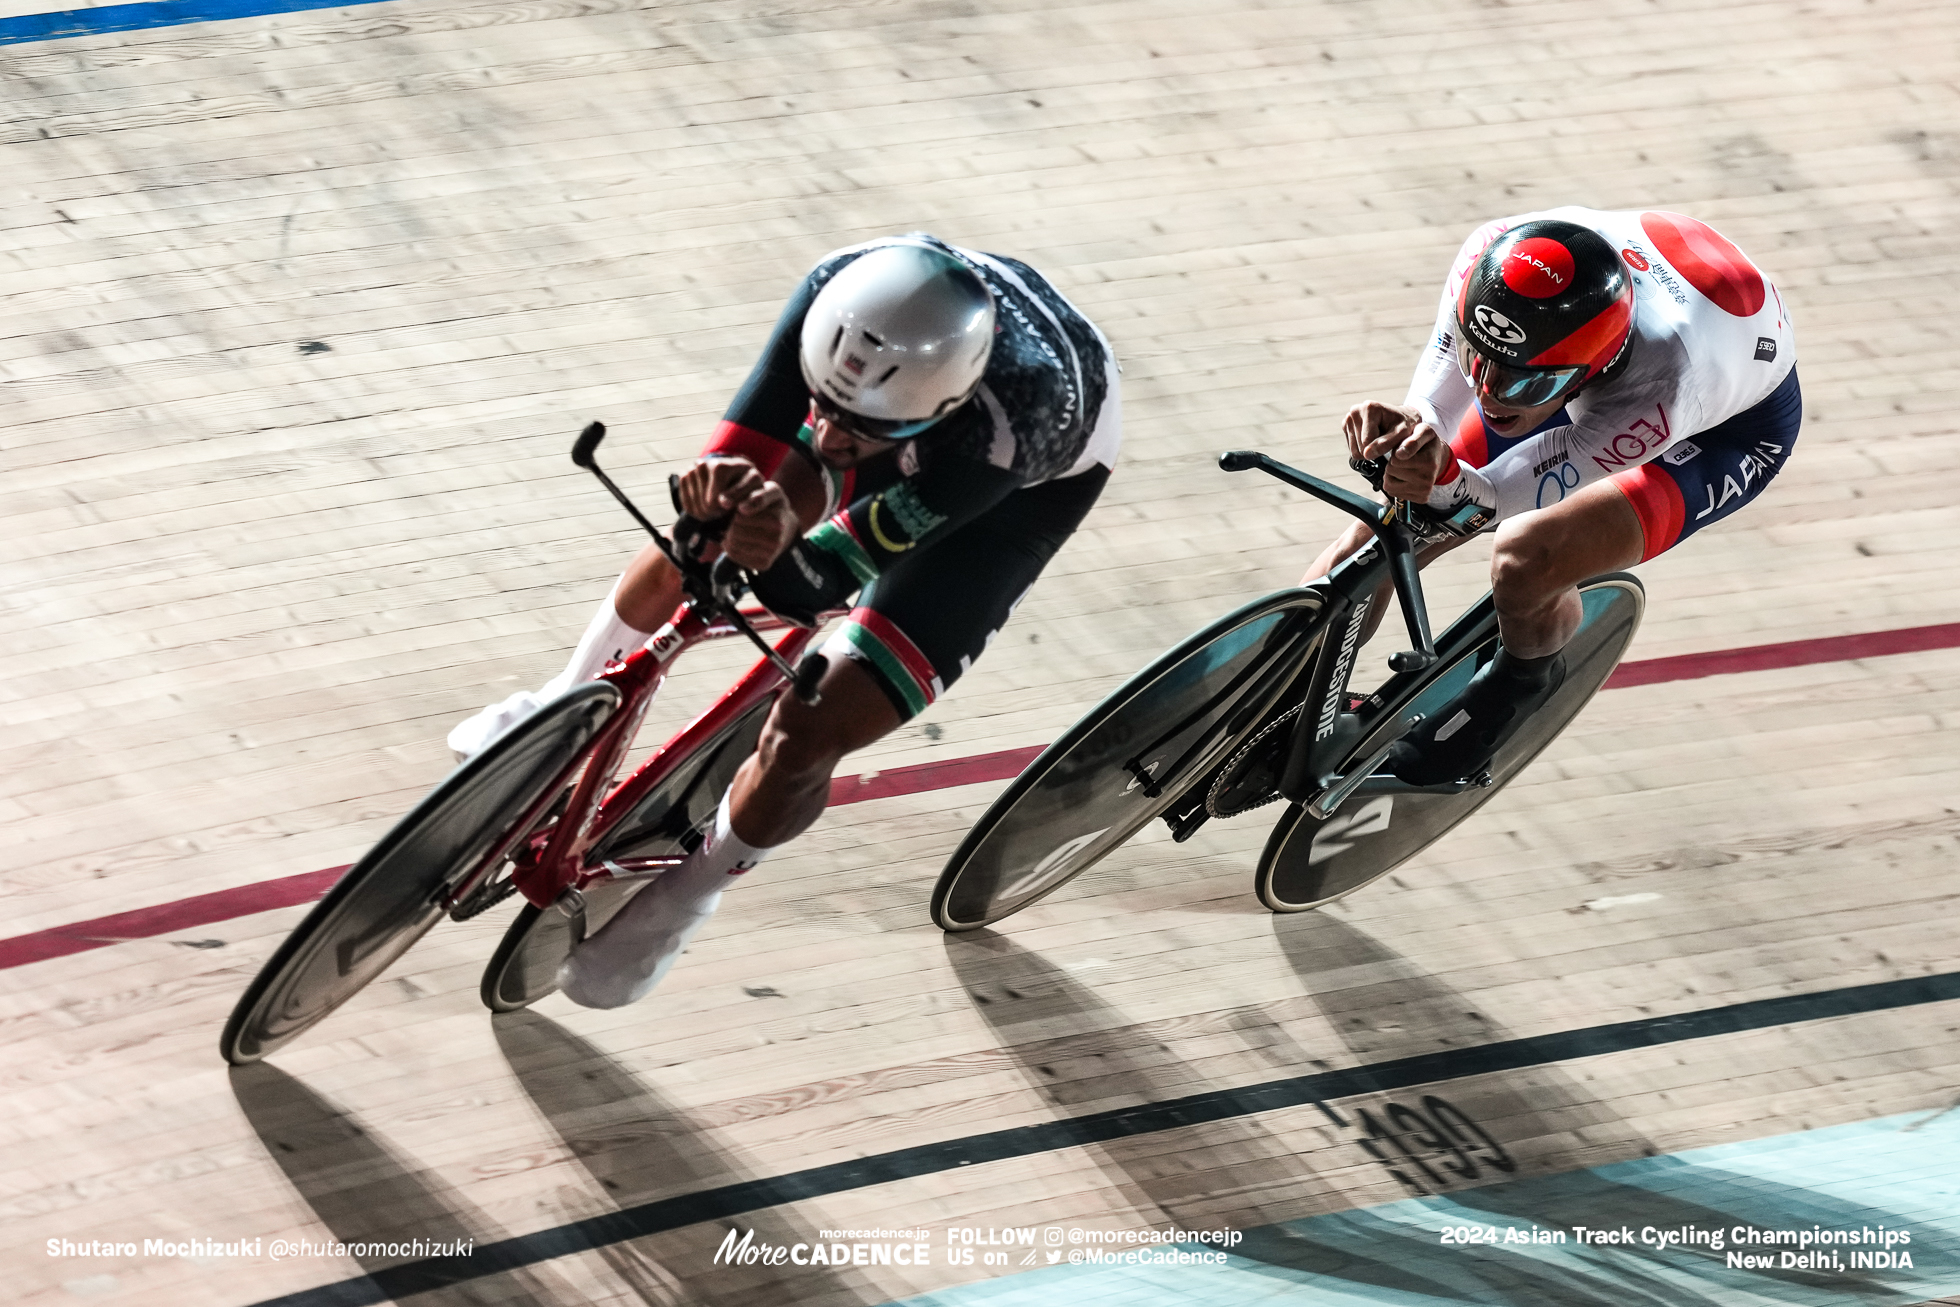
1386, 648, 1566, 786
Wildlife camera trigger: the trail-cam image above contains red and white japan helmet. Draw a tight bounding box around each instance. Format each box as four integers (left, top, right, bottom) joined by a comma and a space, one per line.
1455, 219, 1635, 408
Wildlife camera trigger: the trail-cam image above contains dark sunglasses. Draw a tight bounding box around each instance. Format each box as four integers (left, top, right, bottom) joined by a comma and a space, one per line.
810, 393, 946, 443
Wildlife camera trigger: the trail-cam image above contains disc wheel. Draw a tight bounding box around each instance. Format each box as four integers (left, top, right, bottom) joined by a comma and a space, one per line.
931, 589, 1326, 932
1255, 574, 1644, 913
219, 682, 620, 1064
480, 696, 774, 1012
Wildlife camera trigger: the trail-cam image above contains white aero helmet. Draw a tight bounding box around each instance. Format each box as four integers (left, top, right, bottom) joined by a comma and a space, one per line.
798, 243, 997, 440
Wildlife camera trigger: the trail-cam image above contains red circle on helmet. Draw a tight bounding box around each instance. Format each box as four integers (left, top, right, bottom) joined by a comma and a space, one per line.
1501, 237, 1576, 299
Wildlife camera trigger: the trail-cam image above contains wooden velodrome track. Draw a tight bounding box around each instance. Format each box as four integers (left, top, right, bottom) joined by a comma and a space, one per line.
5, 0, 1959, 1303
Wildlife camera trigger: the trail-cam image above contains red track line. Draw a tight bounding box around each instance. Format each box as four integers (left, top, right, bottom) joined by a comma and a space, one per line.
1602, 621, 1960, 689
6, 622, 1957, 973
0, 866, 350, 971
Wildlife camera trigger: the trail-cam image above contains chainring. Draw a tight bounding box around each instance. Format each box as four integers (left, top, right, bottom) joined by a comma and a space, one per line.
1205, 704, 1298, 818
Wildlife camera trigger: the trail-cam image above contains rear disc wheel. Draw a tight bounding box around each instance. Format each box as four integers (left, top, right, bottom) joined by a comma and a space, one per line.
1255, 574, 1644, 913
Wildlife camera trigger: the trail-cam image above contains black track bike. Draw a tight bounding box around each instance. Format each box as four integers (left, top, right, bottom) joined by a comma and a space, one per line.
931, 450, 1643, 929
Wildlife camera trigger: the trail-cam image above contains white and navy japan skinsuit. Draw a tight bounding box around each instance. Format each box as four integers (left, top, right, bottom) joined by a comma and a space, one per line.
1408, 207, 1800, 559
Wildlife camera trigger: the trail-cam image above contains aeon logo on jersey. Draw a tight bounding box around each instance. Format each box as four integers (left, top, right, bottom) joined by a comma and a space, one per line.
1472, 305, 1527, 346
1590, 404, 1673, 474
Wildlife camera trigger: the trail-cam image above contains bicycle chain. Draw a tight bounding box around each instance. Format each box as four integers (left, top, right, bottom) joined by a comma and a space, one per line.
1205, 704, 1300, 818
448, 874, 520, 922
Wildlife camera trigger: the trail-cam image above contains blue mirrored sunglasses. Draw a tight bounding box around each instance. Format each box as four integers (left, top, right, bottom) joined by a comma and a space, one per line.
1455, 336, 1586, 409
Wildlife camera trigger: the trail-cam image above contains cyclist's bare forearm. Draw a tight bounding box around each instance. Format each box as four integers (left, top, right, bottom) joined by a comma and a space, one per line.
615, 450, 834, 630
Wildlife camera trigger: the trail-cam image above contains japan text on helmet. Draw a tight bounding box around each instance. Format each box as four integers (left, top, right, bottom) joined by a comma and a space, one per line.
1454, 219, 1635, 409
799, 243, 997, 441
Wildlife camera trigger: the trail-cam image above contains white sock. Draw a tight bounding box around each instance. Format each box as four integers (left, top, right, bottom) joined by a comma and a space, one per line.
546, 578, 656, 695
557, 789, 773, 1009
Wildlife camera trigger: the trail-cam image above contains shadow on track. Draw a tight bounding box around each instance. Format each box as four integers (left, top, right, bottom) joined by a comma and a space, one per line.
493, 1008, 885, 1307
230, 1062, 582, 1306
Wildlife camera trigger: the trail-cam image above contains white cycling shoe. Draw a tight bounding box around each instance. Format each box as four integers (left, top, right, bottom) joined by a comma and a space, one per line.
554, 788, 766, 1009
446, 676, 570, 763
556, 885, 723, 1009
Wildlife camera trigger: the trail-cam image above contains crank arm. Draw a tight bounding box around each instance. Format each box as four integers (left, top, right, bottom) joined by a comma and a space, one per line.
592, 856, 686, 883
1347, 770, 1494, 799
1307, 715, 1421, 820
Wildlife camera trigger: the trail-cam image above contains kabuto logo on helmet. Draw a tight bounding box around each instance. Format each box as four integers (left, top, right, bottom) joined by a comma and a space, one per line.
1473, 305, 1527, 345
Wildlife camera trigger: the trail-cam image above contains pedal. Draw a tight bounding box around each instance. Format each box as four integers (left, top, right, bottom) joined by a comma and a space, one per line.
1306, 715, 1422, 821
1162, 790, 1213, 843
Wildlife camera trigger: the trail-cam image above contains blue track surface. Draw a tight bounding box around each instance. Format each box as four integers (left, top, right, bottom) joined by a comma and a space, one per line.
0, 0, 393, 46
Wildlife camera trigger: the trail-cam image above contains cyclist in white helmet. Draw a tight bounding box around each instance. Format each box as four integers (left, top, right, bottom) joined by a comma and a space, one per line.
450, 234, 1122, 1008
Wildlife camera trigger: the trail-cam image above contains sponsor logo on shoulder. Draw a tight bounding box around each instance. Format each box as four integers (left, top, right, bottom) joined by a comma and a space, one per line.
1754, 336, 1777, 362
1620, 240, 1686, 305
1590, 403, 1673, 473
1661, 440, 1702, 466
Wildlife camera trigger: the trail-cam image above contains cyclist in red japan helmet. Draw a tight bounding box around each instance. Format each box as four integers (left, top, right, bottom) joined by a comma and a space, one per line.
1304, 208, 1799, 783
449, 234, 1121, 1008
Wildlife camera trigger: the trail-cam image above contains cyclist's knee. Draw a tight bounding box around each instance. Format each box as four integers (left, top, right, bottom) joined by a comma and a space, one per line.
617, 540, 685, 630
1489, 517, 1552, 587
1489, 516, 1559, 609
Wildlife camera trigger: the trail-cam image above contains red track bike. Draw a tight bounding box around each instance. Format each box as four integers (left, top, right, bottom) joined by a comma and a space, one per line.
221, 424, 836, 1064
